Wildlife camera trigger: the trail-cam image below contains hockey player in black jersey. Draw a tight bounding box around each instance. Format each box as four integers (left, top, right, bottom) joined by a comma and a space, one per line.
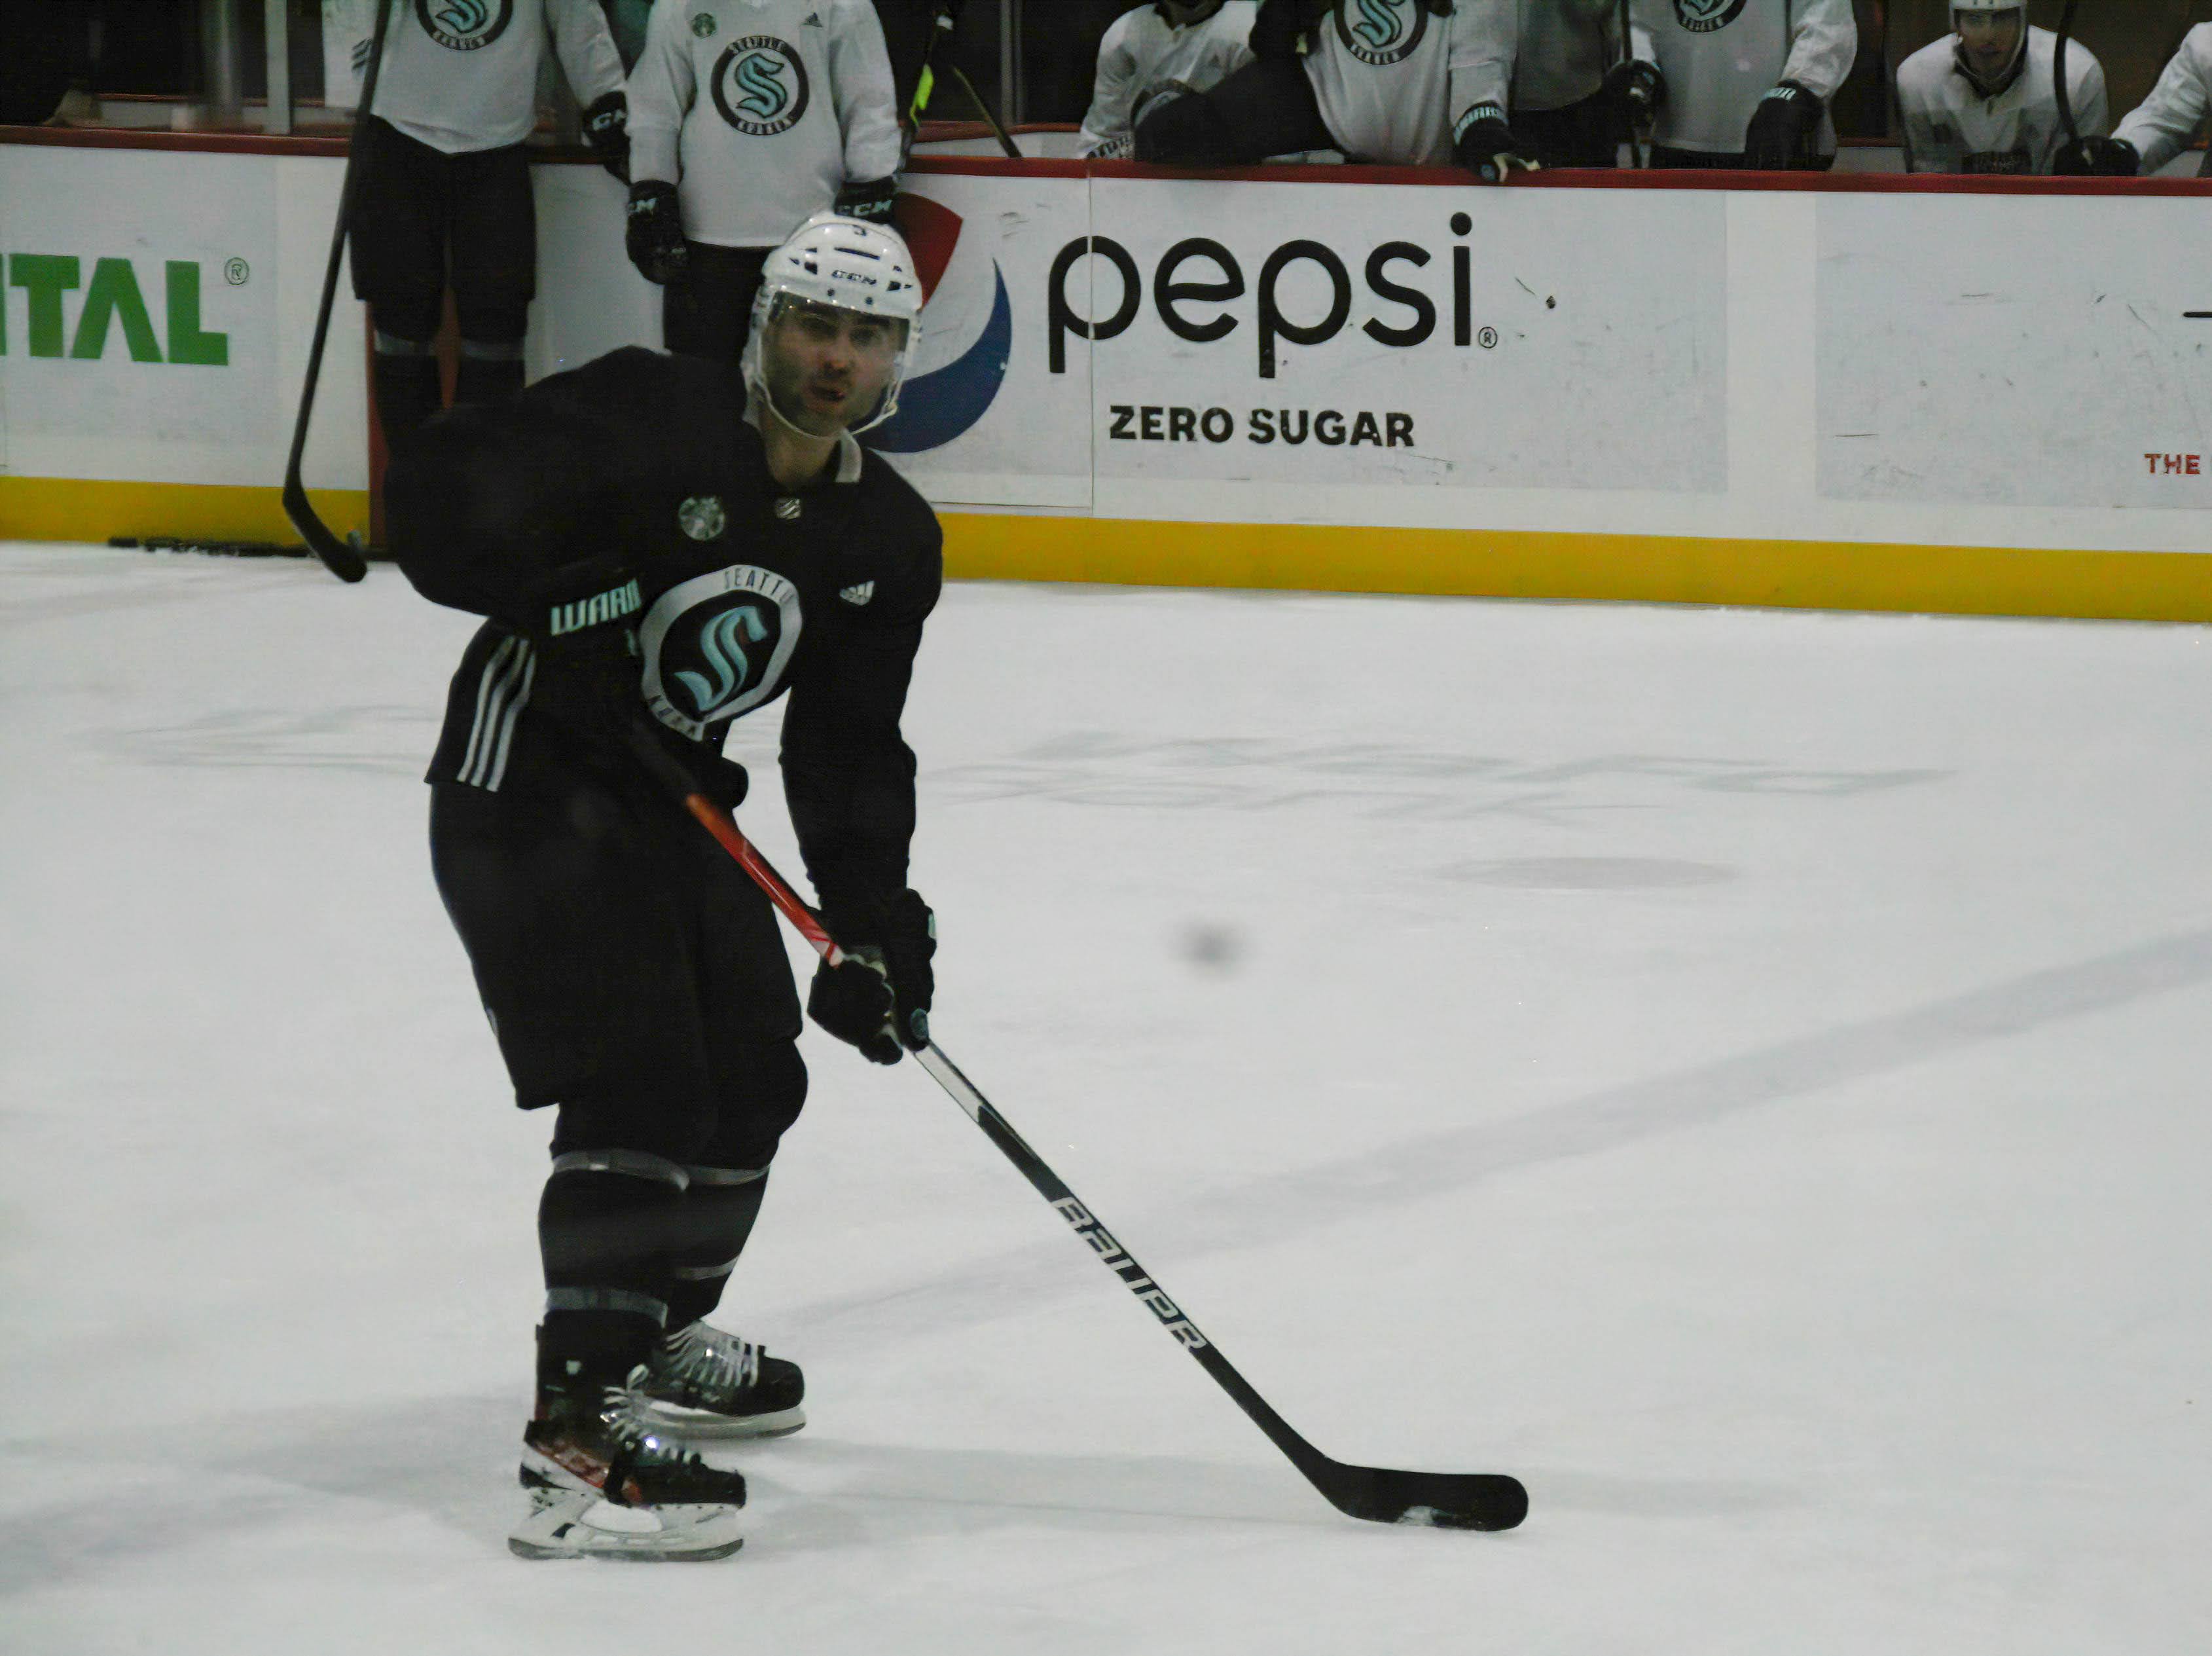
384, 213, 941, 1561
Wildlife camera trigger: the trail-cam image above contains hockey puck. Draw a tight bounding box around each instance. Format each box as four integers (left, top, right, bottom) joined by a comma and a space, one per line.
1180, 923, 1242, 972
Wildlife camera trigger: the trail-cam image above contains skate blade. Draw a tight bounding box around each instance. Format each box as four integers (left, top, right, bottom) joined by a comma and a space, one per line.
634, 1399, 806, 1441
508, 1492, 742, 1562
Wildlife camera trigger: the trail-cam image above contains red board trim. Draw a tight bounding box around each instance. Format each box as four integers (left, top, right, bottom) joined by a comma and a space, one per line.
8, 120, 2209, 196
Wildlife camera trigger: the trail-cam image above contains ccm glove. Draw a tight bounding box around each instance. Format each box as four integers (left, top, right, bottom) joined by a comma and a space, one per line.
1603, 58, 1665, 119
2052, 135, 2139, 176
1455, 106, 1536, 183
625, 181, 689, 285
583, 90, 630, 181
833, 177, 899, 225
807, 890, 935, 1063
1743, 81, 1821, 169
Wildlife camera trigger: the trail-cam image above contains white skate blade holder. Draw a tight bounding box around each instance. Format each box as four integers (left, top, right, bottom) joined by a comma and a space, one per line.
635, 1397, 806, 1441
509, 1492, 742, 1562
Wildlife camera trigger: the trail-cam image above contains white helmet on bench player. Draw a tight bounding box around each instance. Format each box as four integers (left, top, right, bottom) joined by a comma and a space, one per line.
741, 212, 923, 437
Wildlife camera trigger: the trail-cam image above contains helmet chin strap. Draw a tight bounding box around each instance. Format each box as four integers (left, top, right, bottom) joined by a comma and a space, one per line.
757, 381, 822, 441
752, 367, 899, 450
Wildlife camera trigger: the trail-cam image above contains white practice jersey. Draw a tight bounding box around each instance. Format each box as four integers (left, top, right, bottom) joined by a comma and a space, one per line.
1299, 0, 1511, 167
1476, 0, 1653, 115
627, 0, 903, 249
323, 0, 625, 155
2115, 23, 2212, 175
1897, 28, 2107, 174
1079, 3, 1259, 157
1630, 0, 1856, 156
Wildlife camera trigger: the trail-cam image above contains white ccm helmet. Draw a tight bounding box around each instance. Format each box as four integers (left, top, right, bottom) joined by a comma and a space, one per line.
1951, 0, 2030, 98
741, 212, 924, 437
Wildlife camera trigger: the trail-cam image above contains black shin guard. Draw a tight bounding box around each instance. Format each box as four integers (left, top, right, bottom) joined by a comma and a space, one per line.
665, 1167, 770, 1329
370, 338, 441, 446
536, 1149, 689, 1397
454, 338, 525, 407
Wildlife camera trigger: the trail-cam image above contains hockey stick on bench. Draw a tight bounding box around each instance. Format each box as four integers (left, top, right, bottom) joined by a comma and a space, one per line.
280, 0, 398, 583
625, 725, 1529, 1532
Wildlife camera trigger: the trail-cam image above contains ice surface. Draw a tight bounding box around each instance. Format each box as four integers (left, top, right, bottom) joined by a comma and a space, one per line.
2, 543, 2208, 1653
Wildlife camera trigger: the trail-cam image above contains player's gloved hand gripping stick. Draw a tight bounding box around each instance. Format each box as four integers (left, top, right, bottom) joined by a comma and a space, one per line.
621, 723, 1529, 1532
2046, 0, 2137, 175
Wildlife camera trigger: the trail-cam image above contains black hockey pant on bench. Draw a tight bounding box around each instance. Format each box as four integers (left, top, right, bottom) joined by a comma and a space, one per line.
349, 117, 535, 448
1134, 55, 1335, 166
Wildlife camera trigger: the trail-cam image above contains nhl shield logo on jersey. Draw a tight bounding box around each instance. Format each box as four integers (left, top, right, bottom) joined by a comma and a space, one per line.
415, 0, 514, 52
1673, 0, 1749, 34
1335, 0, 1427, 67
711, 37, 812, 137
642, 566, 806, 739
691, 10, 717, 38
678, 495, 727, 540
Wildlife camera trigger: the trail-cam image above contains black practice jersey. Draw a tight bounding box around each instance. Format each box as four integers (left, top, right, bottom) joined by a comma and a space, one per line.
386, 346, 943, 932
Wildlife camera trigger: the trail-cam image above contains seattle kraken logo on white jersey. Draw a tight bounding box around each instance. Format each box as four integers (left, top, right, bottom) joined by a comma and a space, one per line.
711, 37, 812, 137
1673, 0, 1749, 33
641, 564, 805, 739
1335, 0, 1427, 67
415, 0, 514, 52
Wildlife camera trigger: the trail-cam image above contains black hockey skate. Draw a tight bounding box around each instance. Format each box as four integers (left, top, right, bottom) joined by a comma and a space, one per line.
632, 1321, 807, 1440
512, 1367, 746, 1561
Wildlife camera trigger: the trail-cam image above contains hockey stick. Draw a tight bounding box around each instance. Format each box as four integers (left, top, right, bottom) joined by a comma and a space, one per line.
2053, 0, 2083, 151
908, 2, 1022, 160
623, 724, 1529, 1532
1618, 0, 1645, 168
279, 0, 399, 583
108, 535, 308, 560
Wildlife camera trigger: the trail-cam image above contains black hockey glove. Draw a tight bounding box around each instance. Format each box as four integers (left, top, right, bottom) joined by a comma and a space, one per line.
1603, 58, 1665, 119
583, 90, 630, 182
833, 177, 899, 225
2052, 136, 2139, 177
1455, 106, 1536, 183
625, 181, 689, 285
807, 890, 935, 1063
1743, 81, 1821, 170
1250, 0, 1335, 61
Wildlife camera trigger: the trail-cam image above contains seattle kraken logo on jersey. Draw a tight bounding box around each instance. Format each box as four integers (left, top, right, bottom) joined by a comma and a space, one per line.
1335, 0, 1427, 67
642, 565, 805, 739
711, 37, 812, 137
415, 0, 514, 52
1674, 0, 1749, 34
673, 604, 771, 714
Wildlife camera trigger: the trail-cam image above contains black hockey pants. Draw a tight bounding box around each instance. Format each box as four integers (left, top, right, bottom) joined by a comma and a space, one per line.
429, 776, 805, 1355
349, 118, 536, 445
662, 244, 771, 374
1512, 88, 1625, 170
1134, 55, 1336, 167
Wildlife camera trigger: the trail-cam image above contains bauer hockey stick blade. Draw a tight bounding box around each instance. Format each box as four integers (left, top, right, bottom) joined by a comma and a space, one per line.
623, 727, 1529, 1532
280, 0, 399, 583
909, 1040, 1530, 1532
